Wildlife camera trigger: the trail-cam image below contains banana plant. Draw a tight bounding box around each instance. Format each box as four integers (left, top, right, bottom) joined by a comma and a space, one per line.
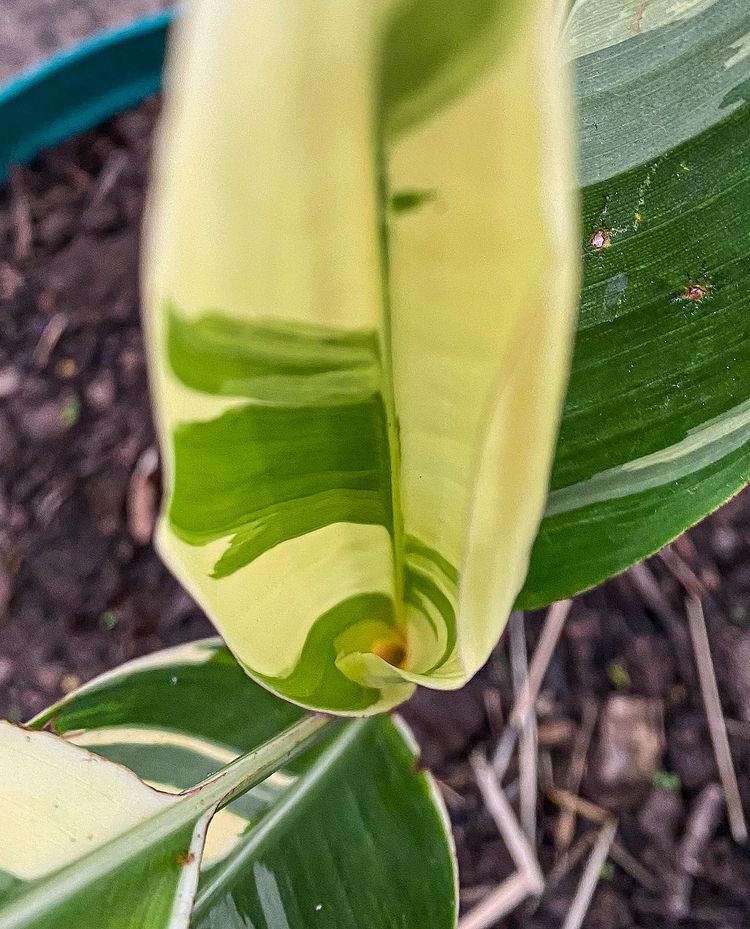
5, 0, 750, 927
143, 0, 579, 714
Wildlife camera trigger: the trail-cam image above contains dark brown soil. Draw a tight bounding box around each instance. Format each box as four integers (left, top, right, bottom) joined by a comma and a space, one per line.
2, 101, 750, 928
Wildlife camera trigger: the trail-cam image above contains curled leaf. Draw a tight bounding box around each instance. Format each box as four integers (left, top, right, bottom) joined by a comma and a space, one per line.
144, 0, 579, 713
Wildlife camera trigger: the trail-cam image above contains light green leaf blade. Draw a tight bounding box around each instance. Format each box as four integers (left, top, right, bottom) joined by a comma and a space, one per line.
143, 0, 579, 712
0, 707, 328, 929
29, 640, 458, 929
520, 0, 750, 606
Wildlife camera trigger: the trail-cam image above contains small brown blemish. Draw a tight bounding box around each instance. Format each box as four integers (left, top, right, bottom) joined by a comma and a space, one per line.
630, 1, 647, 34
681, 282, 710, 302
370, 637, 407, 668
590, 229, 611, 253
176, 850, 196, 867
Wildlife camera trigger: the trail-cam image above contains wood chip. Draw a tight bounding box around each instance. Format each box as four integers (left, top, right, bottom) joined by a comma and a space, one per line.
126, 446, 160, 545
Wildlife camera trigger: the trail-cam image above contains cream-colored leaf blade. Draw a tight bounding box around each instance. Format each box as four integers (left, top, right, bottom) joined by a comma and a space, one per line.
384, 0, 579, 684
0, 721, 205, 929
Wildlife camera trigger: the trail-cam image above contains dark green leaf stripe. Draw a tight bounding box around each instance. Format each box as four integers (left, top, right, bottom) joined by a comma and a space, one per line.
0, 874, 24, 911
32, 642, 303, 747
381, 0, 524, 134
166, 306, 381, 404
169, 394, 394, 570
167, 306, 393, 565
520, 28, 750, 606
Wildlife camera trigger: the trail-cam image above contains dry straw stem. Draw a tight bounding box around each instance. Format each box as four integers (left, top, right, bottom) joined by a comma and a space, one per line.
459, 752, 544, 929
547, 787, 610, 825
665, 783, 724, 920
509, 611, 538, 843
659, 545, 707, 598
560, 819, 618, 929
609, 839, 659, 893
493, 599, 572, 778
628, 562, 695, 685
555, 697, 598, 853
685, 596, 748, 843
457, 872, 536, 929
541, 831, 596, 900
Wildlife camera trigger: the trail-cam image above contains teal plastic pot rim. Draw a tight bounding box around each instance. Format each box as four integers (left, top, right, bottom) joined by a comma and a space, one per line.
0, 8, 177, 186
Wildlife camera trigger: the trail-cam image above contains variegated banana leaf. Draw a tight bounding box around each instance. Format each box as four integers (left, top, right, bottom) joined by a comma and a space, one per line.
0, 705, 328, 929
520, 0, 750, 605
0, 641, 456, 929
143, 0, 579, 713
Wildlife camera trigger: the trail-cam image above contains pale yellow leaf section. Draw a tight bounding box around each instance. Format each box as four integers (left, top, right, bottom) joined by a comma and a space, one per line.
0, 722, 174, 881
68, 727, 293, 868
145, 0, 385, 332
143, 0, 409, 712
157, 521, 395, 681
384, 0, 579, 685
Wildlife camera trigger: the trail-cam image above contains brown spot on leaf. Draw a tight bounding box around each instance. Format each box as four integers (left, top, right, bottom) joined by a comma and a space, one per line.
176, 850, 196, 867
630, 2, 647, 34
590, 229, 611, 252
681, 283, 710, 302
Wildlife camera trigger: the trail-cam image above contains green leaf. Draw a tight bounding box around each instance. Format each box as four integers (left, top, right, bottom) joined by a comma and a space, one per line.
0, 707, 329, 929
143, 0, 579, 712
519, 0, 750, 605
24, 640, 458, 929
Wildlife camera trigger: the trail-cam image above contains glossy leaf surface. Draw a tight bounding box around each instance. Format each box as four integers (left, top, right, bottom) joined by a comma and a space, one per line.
24, 640, 457, 929
520, 0, 750, 605
0, 704, 328, 929
144, 0, 578, 712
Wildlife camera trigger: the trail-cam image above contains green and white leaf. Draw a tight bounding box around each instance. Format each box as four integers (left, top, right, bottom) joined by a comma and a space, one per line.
0, 721, 205, 929
5, 640, 457, 929
520, 0, 750, 605
0, 700, 329, 929
143, 0, 579, 713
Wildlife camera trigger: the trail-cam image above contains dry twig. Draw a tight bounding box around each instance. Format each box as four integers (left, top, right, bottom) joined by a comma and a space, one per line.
628, 561, 695, 684
609, 840, 660, 893
493, 599, 572, 778
458, 873, 533, 929
32, 312, 67, 368
555, 697, 598, 853
532, 832, 595, 912
685, 596, 747, 843
547, 787, 610, 825
560, 819, 618, 929
9, 166, 32, 261
458, 753, 543, 929
659, 545, 707, 599
665, 783, 724, 920
509, 611, 538, 843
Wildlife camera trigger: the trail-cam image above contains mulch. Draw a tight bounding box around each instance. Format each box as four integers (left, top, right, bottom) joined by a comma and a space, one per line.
2, 99, 750, 928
